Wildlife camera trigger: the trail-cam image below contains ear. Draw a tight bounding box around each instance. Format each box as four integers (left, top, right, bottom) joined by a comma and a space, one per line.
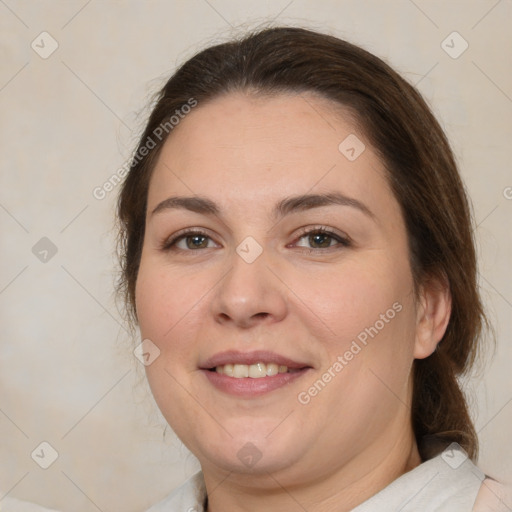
414, 273, 452, 359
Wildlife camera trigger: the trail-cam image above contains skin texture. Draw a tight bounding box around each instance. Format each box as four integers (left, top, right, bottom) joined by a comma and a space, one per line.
473, 479, 512, 512
135, 92, 452, 512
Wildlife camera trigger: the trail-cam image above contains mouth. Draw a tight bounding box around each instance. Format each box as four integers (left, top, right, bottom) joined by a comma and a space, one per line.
199, 350, 312, 397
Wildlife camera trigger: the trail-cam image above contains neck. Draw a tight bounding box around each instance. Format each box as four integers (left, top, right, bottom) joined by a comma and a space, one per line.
203, 430, 422, 512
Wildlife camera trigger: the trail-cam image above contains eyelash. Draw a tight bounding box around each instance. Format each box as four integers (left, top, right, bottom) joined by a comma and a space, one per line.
292, 226, 351, 252
160, 226, 351, 253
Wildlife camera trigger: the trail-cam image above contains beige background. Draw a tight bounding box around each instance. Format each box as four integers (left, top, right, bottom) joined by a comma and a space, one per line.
1, 1, 511, 511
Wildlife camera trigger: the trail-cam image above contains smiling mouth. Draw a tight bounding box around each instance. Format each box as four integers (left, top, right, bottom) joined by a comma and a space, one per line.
210, 363, 305, 378
200, 350, 312, 396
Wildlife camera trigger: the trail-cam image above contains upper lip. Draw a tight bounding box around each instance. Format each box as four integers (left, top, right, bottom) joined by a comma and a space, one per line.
200, 350, 311, 369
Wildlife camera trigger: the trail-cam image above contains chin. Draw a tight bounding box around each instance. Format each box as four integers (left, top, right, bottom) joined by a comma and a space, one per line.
185, 418, 307, 476
202, 443, 302, 477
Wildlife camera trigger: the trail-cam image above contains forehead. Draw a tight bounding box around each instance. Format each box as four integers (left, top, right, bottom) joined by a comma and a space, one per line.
147, 92, 395, 218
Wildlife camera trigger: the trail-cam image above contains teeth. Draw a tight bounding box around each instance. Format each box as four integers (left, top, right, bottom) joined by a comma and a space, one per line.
215, 362, 290, 378
248, 362, 266, 378
233, 364, 249, 378
266, 363, 279, 376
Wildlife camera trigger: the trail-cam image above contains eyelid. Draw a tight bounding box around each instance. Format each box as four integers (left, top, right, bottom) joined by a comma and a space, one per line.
289, 225, 352, 248
160, 224, 351, 252
160, 227, 219, 251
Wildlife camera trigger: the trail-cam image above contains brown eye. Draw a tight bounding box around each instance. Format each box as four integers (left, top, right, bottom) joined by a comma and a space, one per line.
184, 234, 210, 249
308, 232, 335, 248
294, 228, 350, 250
161, 230, 218, 251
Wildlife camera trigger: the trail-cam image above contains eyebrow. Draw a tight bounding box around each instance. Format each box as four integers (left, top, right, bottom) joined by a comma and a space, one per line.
150, 192, 375, 221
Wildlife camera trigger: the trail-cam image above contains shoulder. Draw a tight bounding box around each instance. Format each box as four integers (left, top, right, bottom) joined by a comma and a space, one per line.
472, 478, 512, 512
352, 447, 485, 511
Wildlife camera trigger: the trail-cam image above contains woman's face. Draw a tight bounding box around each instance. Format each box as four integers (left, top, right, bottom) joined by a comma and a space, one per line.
136, 92, 426, 484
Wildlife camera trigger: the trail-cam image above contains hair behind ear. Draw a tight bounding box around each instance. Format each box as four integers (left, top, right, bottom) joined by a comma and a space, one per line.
413, 347, 478, 461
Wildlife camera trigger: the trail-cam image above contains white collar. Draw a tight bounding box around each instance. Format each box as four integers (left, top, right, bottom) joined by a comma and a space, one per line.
146, 445, 484, 511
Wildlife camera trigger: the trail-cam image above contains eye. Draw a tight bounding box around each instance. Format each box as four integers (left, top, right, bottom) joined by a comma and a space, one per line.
160, 226, 350, 253
292, 226, 351, 251
161, 229, 218, 251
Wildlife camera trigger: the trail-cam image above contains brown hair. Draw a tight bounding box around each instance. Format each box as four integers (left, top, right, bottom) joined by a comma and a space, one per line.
117, 26, 489, 461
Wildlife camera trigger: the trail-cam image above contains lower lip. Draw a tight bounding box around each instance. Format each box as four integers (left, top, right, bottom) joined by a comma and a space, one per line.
201, 369, 310, 397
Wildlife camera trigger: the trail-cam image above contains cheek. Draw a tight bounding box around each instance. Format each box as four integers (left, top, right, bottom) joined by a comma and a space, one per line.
135, 259, 204, 343
310, 291, 417, 439
135, 261, 204, 426
304, 250, 418, 395
295, 254, 413, 344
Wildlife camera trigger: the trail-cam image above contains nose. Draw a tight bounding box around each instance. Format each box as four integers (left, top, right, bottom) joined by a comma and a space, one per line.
209, 245, 288, 329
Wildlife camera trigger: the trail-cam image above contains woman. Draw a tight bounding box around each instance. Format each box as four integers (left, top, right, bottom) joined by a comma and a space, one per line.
117, 27, 505, 511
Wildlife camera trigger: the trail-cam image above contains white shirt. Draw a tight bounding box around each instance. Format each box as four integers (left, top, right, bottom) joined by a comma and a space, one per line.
146, 445, 486, 511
